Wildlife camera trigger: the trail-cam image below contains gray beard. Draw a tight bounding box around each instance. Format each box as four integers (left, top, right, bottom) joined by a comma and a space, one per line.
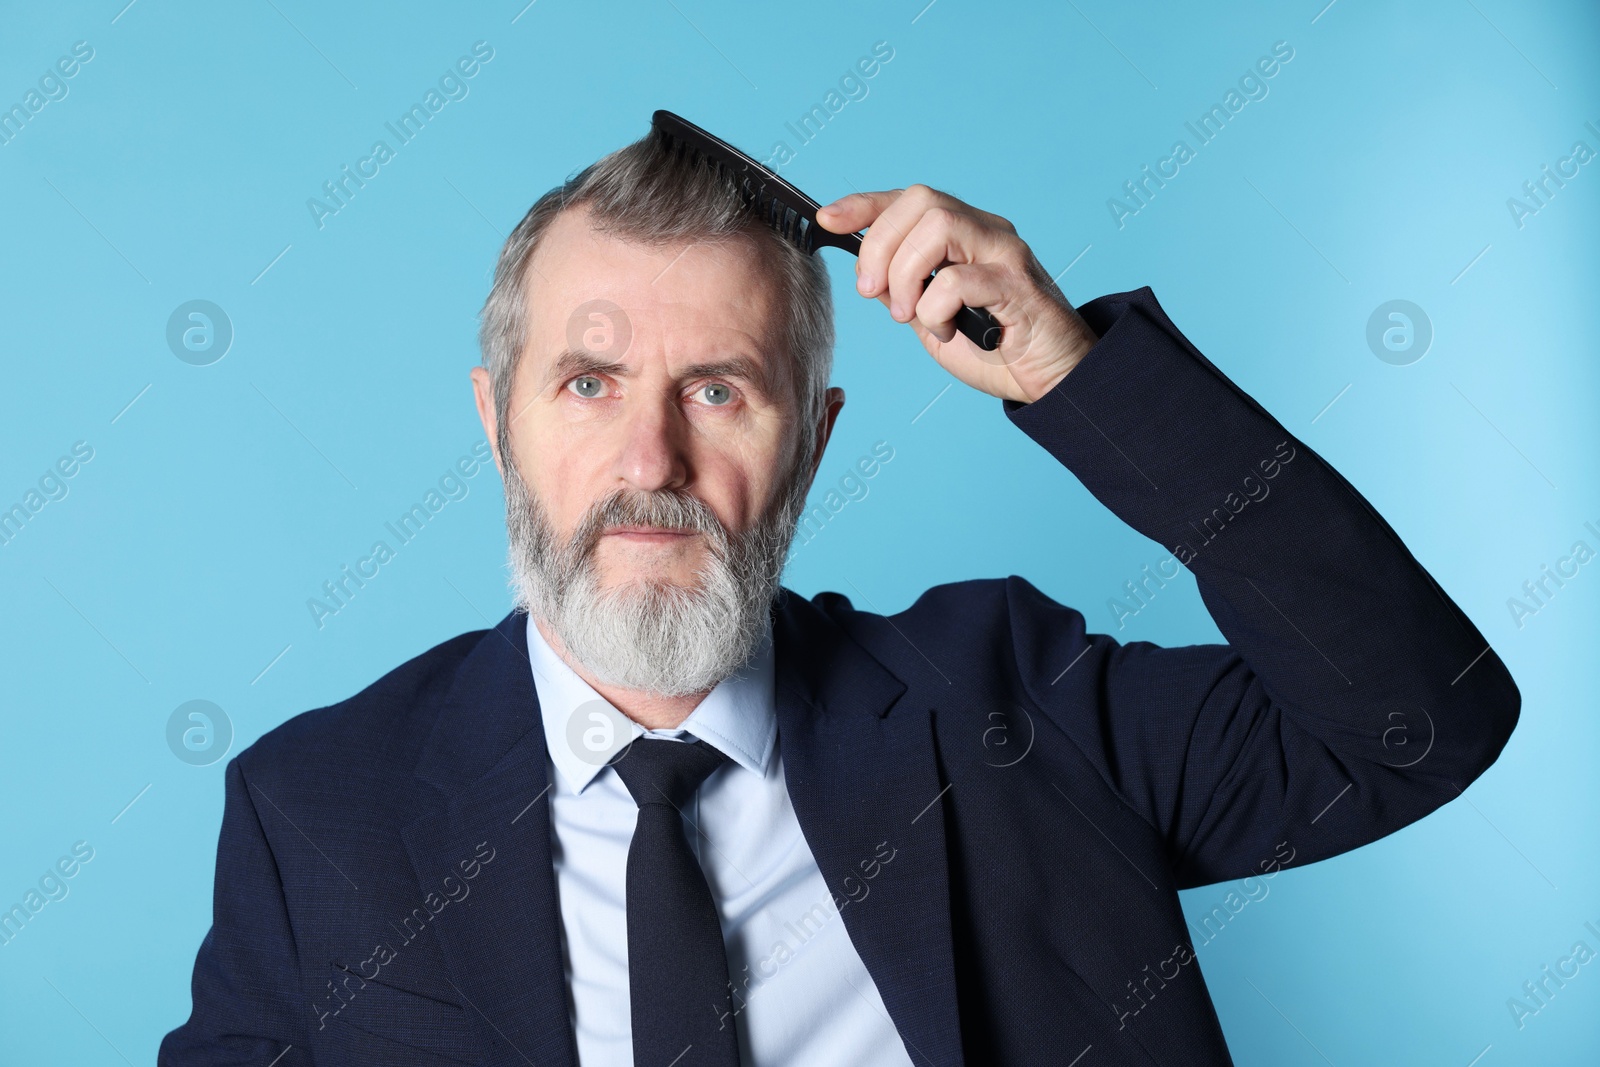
498, 430, 810, 697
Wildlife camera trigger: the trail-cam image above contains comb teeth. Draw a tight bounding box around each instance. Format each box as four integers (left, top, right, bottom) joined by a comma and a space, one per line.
659, 126, 816, 254
763, 198, 812, 252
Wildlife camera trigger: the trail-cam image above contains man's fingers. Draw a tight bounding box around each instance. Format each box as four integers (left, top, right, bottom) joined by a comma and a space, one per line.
821, 181, 1092, 402
815, 189, 904, 234
883, 206, 1010, 322
882, 207, 950, 318
913, 262, 1008, 345
871, 287, 939, 350
853, 184, 946, 300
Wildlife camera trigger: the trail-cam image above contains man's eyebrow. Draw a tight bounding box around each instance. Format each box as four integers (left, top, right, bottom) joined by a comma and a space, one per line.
541, 349, 779, 396
679, 355, 775, 394
543, 349, 628, 391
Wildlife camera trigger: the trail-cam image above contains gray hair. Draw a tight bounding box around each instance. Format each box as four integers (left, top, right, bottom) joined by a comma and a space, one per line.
477, 122, 836, 468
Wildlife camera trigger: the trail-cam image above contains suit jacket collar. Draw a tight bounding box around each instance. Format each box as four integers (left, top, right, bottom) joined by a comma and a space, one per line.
401, 589, 966, 1067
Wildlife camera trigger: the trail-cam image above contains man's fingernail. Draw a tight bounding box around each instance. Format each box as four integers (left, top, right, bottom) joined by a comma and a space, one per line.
857, 275, 873, 294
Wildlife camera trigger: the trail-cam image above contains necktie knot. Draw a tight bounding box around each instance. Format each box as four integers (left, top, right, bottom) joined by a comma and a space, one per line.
612, 735, 729, 810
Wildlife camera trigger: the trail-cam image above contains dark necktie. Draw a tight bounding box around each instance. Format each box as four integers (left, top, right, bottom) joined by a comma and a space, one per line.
611, 735, 742, 1067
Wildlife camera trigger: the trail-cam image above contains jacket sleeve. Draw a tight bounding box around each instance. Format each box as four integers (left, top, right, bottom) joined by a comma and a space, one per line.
159, 756, 314, 1065
1001, 286, 1520, 890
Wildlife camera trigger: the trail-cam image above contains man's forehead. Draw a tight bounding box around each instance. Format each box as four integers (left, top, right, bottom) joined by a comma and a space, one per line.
524, 210, 786, 355
531, 206, 780, 310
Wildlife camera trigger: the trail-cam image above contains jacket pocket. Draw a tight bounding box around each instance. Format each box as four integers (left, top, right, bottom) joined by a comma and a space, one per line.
321, 960, 482, 1065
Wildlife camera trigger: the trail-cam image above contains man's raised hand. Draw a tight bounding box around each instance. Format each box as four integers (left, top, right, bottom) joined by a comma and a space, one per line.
816, 184, 1098, 405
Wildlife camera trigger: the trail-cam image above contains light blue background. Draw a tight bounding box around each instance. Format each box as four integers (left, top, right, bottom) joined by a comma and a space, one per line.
2, 1, 1596, 1063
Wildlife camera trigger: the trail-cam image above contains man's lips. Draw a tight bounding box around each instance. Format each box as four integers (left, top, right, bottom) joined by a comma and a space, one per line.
602, 525, 699, 543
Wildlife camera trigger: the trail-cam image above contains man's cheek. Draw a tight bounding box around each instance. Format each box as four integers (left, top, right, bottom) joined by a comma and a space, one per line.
529, 448, 585, 523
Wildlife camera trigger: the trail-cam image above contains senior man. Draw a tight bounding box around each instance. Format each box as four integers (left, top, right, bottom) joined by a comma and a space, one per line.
161, 121, 1519, 1066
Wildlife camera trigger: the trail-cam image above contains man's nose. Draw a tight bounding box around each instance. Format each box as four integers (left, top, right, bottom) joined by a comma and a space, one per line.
612, 392, 690, 494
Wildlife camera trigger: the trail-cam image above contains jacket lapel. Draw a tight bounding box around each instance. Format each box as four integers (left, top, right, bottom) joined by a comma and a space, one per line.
399, 591, 968, 1067
771, 589, 967, 1067
400, 607, 579, 1067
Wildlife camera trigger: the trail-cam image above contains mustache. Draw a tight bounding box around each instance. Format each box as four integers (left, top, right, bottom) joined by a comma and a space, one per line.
566, 486, 729, 563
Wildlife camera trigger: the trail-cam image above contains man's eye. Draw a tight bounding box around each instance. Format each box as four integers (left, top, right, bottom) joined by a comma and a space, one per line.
697, 383, 733, 406
568, 375, 604, 398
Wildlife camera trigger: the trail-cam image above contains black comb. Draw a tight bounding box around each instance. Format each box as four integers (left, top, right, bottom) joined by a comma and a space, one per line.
652, 109, 1003, 352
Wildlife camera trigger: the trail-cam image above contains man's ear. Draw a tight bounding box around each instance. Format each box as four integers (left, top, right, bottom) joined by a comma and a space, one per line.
806, 386, 846, 483
469, 366, 504, 477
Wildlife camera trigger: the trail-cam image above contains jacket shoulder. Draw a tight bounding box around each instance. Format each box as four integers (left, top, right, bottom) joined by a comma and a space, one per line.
233, 625, 487, 785
807, 575, 1073, 633
800, 576, 1069, 683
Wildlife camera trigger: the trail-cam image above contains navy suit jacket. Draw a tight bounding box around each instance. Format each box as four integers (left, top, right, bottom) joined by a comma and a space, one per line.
160, 287, 1519, 1066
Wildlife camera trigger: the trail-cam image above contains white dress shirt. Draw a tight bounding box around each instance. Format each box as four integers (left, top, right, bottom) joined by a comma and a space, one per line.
525, 612, 916, 1067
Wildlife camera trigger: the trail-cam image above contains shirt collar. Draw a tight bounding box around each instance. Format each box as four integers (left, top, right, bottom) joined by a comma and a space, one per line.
526, 610, 777, 795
